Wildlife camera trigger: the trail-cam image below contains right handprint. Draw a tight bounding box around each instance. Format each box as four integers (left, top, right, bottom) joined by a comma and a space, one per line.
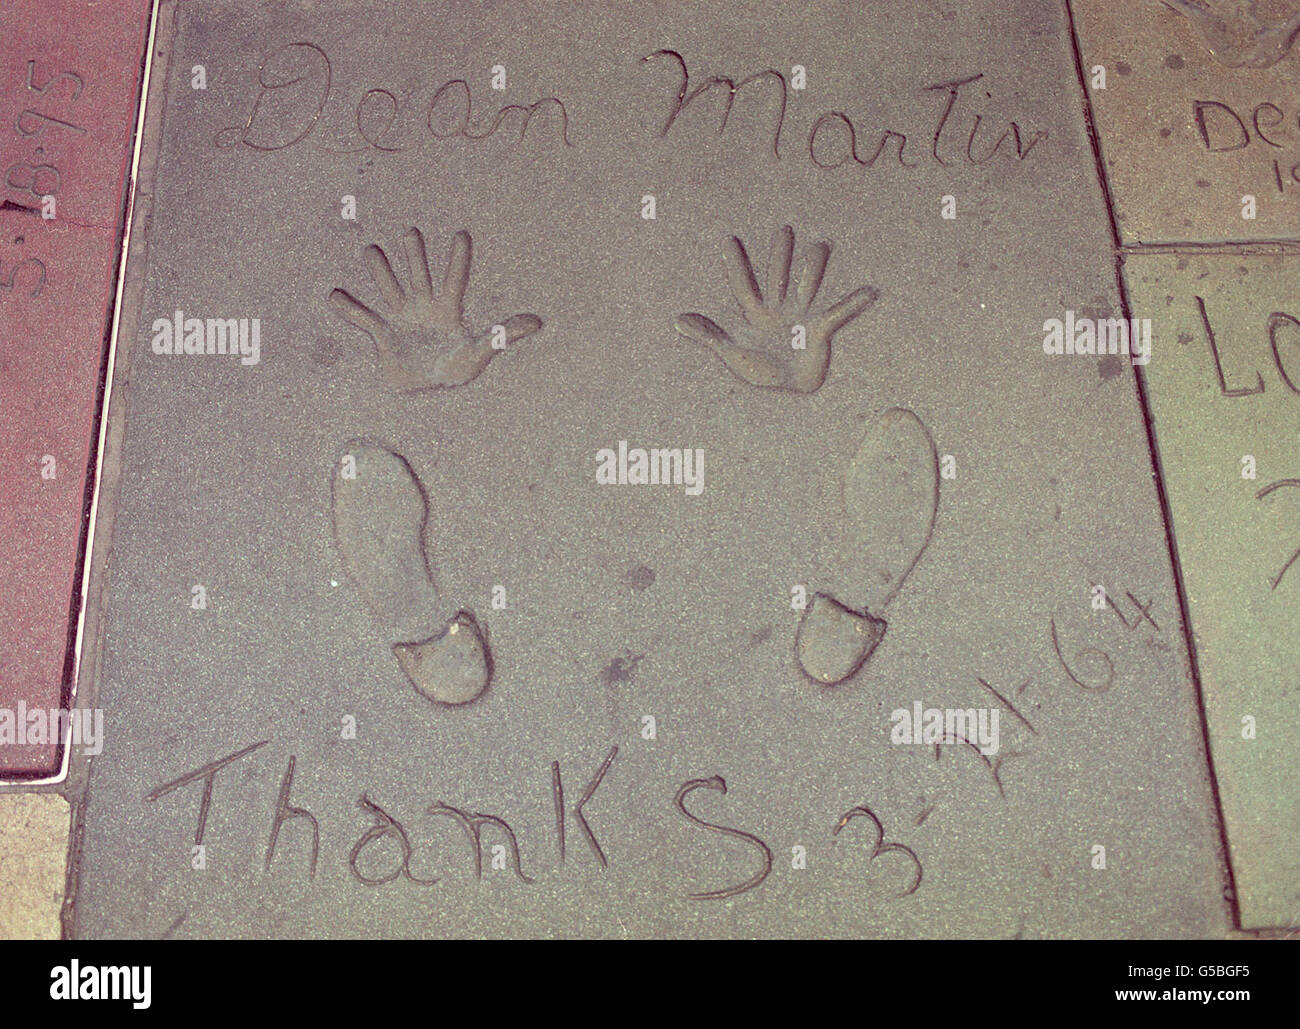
674, 225, 878, 393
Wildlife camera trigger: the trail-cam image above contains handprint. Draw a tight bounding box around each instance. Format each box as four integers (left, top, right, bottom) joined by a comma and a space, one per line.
674, 225, 878, 393
329, 227, 543, 391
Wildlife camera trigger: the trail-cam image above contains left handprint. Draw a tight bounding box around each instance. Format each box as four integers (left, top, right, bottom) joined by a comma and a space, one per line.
329, 227, 543, 391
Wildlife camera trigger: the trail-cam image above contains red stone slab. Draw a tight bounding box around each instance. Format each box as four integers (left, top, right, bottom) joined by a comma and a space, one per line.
0, 0, 152, 777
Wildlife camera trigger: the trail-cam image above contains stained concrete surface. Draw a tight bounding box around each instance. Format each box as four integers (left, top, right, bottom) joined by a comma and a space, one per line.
0, 0, 153, 776
0, 793, 69, 938
1073, 0, 1300, 243
70, 0, 1240, 937
1126, 253, 1300, 929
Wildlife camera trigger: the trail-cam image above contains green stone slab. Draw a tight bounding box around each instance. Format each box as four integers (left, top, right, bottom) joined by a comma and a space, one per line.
1127, 251, 1300, 929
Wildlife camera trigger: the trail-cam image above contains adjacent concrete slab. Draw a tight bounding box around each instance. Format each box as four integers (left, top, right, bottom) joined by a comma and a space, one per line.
72, 0, 1232, 937
1072, 0, 1300, 243
1126, 251, 1300, 929
0, 0, 152, 777
0, 792, 69, 938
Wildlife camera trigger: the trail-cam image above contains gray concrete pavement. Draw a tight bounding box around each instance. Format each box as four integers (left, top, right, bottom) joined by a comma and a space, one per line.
45, 0, 1294, 938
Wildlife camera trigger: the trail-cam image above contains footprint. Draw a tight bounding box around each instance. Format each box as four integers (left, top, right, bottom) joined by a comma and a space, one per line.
795, 593, 887, 686
392, 611, 493, 707
796, 408, 939, 686
331, 441, 491, 706
329, 227, 543, 392
674, 225, 878, 394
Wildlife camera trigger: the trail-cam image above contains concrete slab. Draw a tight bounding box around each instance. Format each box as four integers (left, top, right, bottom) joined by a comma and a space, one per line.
71, 0, 1232, 937
0, 0, 152, 777
1125, 251, 1300, 929
1071, 0, 1300, 244
0, 792, 69, 938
